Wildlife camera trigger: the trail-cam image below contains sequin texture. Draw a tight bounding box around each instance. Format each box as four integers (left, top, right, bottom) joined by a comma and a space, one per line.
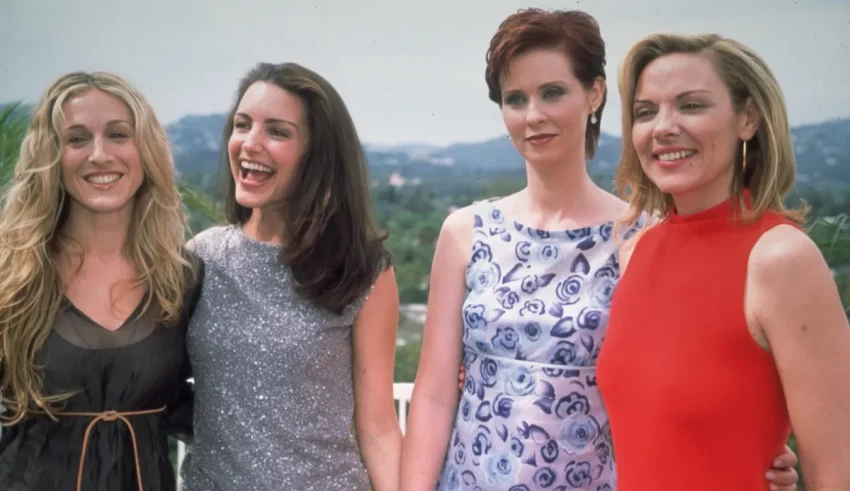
180, 225, 371, 491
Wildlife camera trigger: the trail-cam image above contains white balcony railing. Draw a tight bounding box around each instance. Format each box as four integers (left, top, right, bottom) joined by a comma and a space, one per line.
175, 382, 414, 488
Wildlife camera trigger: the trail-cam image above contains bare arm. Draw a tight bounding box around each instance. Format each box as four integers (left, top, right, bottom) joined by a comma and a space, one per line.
749, 224, 850, 490
400, 207, 473, 490
353, 266, 403, 491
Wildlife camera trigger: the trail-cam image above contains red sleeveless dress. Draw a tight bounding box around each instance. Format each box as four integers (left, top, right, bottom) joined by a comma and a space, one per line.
597, 197, 793, 490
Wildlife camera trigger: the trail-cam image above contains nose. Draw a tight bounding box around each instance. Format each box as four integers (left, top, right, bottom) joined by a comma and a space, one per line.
88, 135, 110, 165
242, 127, 262, 153
525, 98, 546, 126
652, 107, 680, 140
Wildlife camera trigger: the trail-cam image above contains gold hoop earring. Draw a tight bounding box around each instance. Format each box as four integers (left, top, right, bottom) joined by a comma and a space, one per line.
742, 140, 748, 173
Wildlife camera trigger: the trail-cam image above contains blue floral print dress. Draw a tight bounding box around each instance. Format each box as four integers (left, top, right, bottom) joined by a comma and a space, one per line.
436, 199, 632, 491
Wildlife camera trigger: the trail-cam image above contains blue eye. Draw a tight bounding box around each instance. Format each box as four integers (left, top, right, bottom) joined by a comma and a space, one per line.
542, 87, 564, 99
503, 93, 526, 106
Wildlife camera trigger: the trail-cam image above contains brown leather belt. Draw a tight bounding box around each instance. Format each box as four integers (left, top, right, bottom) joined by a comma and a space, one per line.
58, 406, 167, 491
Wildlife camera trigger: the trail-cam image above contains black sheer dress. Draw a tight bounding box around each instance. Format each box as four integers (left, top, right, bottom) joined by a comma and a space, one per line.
0, 260, 203, 491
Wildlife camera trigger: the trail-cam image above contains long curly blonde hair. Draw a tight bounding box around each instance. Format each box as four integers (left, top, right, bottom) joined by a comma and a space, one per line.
0, 72, 193, 425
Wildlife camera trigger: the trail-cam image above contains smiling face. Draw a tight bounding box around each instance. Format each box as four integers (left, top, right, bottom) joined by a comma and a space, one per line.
630, 52, 758, 207
500, 47, 603, 168
59, 88, 144, 218
228, 81, 309, 212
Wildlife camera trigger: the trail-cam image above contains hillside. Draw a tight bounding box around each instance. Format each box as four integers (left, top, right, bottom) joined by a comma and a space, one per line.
164, 112, 850, 191
2, 101, 847, 189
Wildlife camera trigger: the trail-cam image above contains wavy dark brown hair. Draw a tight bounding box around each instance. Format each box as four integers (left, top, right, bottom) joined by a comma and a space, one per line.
221, 62, 390, 315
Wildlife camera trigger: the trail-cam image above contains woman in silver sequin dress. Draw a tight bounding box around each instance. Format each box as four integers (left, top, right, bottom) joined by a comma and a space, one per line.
179, 62, 402, 491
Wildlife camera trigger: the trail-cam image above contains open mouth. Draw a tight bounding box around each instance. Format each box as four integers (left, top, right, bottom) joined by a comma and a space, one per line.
239, 161, 275, 183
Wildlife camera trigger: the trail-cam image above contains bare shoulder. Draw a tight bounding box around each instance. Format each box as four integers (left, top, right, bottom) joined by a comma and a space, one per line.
600, 189, 629, 219
747, 222, 840, 341
439, 202, 478, 249
749, 223, 825, 283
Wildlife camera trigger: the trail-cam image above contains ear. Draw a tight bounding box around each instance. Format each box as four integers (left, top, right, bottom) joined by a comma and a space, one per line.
738, 97, 760, 142
588, 76, 606, 113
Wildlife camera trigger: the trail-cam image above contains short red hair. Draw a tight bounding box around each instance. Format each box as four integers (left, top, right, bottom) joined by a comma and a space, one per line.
485, 9, 608, 158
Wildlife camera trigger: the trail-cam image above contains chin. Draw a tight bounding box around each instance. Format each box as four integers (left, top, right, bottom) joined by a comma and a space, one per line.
234, 190, 268, 210
234, 196, 261, 210
524, 152, 563, 170
76, 199, 135, 215
654, 180, 700, 198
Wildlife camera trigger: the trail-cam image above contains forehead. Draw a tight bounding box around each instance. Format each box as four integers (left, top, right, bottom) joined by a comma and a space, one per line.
502, 48, 578, 89
62, 89, 132, 126
634, 52, 726, 99
237, 82, 306, 121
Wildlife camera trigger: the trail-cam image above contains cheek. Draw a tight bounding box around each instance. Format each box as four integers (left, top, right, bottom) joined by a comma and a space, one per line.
689, 123, 734, 168
631, 125, 653, 158
59, 150, 81, 184
268, 141, 304, 171
227, 134, 243, 162
121, 145, 143, 172
551, 100, 586, 129
501, 109, 525, 137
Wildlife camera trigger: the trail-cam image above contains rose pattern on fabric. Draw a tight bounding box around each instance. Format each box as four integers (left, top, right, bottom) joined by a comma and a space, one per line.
436, 201, 639, 490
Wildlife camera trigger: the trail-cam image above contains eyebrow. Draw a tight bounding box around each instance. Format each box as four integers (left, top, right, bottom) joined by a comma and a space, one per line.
633, 89, 712, 104
234, 112, 299, 130
503, 80, 567, 93
63, 119, 132, 131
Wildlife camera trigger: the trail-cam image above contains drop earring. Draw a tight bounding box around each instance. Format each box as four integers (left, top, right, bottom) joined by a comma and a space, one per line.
590, 110, 598, 125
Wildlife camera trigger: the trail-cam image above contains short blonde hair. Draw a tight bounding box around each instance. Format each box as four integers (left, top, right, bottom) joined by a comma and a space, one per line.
615, 33, 807, 231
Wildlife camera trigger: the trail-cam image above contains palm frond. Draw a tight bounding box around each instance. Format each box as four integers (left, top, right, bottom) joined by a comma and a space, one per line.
0, 102, 30, 185
807, 213, 850, 266
178, 181, 223, 220
807, 213, 850, 315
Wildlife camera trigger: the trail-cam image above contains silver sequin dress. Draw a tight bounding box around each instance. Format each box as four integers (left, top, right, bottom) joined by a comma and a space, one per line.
180, 225, 372, 491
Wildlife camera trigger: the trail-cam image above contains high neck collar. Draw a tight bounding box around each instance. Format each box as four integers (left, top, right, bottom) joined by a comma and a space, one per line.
667, 190, 751, 226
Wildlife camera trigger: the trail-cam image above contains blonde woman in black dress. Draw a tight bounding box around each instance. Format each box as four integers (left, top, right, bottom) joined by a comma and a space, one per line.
0, 71, 202, 491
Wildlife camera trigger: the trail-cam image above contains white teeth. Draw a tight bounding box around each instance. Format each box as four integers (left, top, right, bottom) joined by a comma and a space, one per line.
657, 150, 696, 161
241, 161, 273, 173
86, 173, 121, 184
